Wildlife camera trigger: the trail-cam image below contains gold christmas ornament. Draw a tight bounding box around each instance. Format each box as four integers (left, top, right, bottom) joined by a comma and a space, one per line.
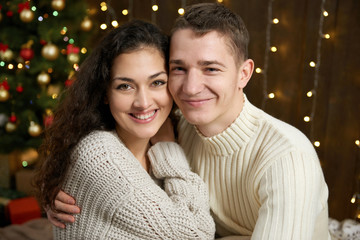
20, 9, 34, 23
5, 122, 17, 133
28, 121, 42, 137
37, 71, 51, 85
0, 49, 14, 62
41, 43, 59, 60
51, 0, 65, 11
67, 53, 80, 64
80, 17, 93, 31
0, 86, 10, 102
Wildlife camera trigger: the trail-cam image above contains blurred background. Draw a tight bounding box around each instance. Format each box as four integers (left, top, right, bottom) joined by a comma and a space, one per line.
0, 0, 359, 227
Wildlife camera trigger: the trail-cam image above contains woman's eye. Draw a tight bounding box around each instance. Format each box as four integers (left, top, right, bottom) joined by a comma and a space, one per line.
116, 84, 132, 90
152, 80, 166, 87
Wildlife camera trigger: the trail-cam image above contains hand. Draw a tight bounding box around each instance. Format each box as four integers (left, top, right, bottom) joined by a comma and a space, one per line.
150, 118, 175, 145
46, 190, 81, 228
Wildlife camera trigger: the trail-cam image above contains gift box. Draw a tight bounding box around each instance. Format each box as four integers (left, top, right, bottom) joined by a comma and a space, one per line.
6, 196, 41, 225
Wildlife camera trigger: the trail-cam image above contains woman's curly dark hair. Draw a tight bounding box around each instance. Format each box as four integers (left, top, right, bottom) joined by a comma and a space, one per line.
34, 20, 169, 210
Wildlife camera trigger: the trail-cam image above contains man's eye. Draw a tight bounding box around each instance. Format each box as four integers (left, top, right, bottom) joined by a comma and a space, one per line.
116, 84, 131, 90
206, 68, 219, 72
171, 66, 185, 72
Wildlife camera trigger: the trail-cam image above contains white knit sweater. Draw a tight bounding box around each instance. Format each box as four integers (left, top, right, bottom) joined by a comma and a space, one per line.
54, 130, 215, 239
178, 95, 330, 240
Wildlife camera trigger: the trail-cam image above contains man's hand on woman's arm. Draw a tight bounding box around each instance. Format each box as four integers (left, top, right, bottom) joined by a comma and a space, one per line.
46, 190, 81, 228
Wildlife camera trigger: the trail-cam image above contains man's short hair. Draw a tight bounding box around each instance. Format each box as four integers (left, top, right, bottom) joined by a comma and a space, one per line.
171, 3, 250, 64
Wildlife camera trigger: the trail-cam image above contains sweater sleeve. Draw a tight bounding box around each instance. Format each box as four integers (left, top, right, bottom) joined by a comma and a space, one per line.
252, 151, 329, 240
57, 132, 215, 240
147, 142, 216, 239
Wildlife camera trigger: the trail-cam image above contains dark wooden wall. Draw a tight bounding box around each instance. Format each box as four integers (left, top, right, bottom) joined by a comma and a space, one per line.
86, 0, 360, 221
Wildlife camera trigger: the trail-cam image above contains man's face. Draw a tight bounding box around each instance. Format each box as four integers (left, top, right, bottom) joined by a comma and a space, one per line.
169, 29, 246, 137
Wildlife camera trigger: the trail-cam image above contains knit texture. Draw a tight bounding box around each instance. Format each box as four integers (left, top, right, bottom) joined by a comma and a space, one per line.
54, 130, 215, 240
178, 95, 330, 240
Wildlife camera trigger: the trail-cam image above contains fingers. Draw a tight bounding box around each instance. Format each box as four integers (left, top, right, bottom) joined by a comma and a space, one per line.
56, 190, 76, 205
46, 209, 73, 229
54, 199, 81, 214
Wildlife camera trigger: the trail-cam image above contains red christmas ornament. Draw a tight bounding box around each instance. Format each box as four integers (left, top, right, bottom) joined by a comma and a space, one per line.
20, 40, 34, 61
6, 11, 13, 17
16, 85, 24, 93
9, 114, 17, 123
0, 43, 8, 52
64, 78, 73, 87
20, 48, 34, 61
0, 80, 10, 90
44, 115, 54, 127
18, 2, 30, 13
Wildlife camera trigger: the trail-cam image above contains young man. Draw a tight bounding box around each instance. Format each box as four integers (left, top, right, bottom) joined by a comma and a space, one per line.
48, 3, 330, 239
168, 3, 330, 240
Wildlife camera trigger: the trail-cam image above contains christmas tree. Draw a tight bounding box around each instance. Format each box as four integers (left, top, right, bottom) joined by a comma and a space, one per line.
0, 0, 95, 154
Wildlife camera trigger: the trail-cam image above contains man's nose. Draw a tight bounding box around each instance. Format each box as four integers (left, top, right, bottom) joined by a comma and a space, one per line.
182, 69, 203, 95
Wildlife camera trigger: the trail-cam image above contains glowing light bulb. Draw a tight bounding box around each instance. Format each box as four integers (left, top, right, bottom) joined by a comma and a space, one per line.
324, 34, 330, 39
268, 93, 275, 99
307, 91, 313, 97
8, 64, 14, 70
255, 68, 262, 73
81, 48, 87, 54
323, 11, 329, 17
178, 8, 185, 15
22, 161, 28, 167
122, 9, 128, 15
309, 61, 316, 67
314, 141, 320, 147
152, 5, 158, 11
355, 140, 360, 146
18, 63, 23, 69
111, 20, 119, 28
351, 195, 356, 203
100, 23, 107, 30
101, 5, 107, 11
273, 18, 279, 24
304, 116, 311, 122
270, 46, 277, 52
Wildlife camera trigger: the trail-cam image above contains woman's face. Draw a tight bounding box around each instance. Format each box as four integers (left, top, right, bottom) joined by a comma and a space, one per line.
107, 47, 173, 141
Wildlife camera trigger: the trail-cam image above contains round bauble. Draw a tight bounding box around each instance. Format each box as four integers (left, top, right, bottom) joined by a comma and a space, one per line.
20, 48, 34, 61
20, 9, 34, 23
80, 17, 93, 31
28, 121, 42, 137
5, 122, 17, 133
37, 71, 51, 85
67, 53, 79, 64
41, 43, 59, 60
1, 49, 14, 62
51, 0, 65, 11
0, 87, 10, 102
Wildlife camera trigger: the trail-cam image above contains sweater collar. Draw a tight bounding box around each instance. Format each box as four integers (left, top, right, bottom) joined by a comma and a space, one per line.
194, 94, 260, 156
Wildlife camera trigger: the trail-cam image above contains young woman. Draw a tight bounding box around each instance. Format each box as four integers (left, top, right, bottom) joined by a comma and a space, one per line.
34, 20, 215, 239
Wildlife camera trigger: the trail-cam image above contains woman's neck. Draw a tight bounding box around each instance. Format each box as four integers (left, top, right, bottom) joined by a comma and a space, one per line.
116, 128, 151, 172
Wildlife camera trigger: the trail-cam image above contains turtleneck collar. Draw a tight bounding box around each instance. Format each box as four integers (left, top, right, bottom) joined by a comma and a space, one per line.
194, 94, 261, 156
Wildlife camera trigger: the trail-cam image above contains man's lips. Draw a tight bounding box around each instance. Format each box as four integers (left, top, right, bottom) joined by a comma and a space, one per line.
182, 98, 212, 107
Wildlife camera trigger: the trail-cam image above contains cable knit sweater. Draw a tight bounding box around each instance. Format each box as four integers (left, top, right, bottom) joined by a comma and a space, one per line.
54, 130, 215, 240
177, 95, 330, 240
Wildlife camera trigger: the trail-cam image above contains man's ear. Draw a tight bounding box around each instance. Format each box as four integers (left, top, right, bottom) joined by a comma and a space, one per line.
238, 59, 254, 89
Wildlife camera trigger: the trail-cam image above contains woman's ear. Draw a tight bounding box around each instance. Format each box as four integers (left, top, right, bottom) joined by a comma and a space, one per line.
238, 59, 254, 89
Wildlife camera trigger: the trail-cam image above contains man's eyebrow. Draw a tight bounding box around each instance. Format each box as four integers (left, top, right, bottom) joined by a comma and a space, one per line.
169, 59, 184, 65
198, 60, 226, 68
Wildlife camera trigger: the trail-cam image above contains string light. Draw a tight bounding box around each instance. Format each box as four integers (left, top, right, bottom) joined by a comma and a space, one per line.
356, 140, 360, 146
323, 11, 329, 17
17, 63, 23, 69
255, 68, 262, 73
53, 11, 58, 16
81, 48, 87, 54
111, 20, 119, 28
307, 91, 313, 97
100, 2, 107, 11
323, 33, 330, 39
217, 0, 223, 3
304, 116, 311, 122
152, 5, 158, 12
122, 9, 128, 15
178, 8, 185, 15
100, 23, 107, 30
268, 93, 275, 99
309, 61, 316, 67
8, 64, 14, 70
270, 46, 277, 52
272, 18, 279, 24
314, 141, 320, 147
